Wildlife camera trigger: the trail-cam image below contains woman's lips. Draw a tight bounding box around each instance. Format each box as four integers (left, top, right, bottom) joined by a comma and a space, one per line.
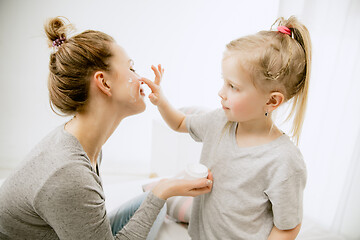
139, 81, 145, 96
140, 87, 145, 96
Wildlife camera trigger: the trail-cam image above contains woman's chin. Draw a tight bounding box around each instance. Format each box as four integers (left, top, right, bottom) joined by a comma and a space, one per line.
133, 99, 146, 114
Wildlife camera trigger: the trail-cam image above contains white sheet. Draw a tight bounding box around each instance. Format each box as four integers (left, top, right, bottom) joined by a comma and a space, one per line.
101, 175, 347, 240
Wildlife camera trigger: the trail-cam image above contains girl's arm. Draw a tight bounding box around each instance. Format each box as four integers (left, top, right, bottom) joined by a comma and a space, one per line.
141, 64, 188, 133
267, 224, 301, 240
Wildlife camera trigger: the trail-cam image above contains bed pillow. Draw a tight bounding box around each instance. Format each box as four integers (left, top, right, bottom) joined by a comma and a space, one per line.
142, 181, 193, 223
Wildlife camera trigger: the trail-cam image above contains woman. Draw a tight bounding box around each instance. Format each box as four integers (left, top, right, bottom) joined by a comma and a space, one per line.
0, 17, 213, 239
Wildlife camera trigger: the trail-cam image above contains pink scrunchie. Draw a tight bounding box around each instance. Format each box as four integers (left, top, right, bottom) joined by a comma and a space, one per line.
277, 26, 291, 36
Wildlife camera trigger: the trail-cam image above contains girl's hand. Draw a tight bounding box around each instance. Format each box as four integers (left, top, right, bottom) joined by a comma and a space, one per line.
152, 170, 214, 200
141, 64, 166, 107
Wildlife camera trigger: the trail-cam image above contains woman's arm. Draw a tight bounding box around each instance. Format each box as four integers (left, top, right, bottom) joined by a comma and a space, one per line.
267, 224, 301, 240
37, 164, 212, 240
141, 65, 188, 133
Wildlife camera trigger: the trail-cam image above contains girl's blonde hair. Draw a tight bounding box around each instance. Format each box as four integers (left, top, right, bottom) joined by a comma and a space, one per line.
226, 16, 311, 144
44, 17, 115, 116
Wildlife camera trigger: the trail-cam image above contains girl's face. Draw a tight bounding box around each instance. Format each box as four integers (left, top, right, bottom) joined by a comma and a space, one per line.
107, 44, 146, 114
218, 55, 268, 123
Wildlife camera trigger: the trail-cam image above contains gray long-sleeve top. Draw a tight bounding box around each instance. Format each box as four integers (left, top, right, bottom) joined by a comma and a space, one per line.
0, 124, 165, 239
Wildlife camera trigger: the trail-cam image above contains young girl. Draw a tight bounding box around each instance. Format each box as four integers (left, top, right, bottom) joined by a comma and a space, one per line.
142, 16, 310, 240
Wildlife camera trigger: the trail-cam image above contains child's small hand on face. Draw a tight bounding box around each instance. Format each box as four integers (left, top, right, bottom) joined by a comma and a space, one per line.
141, 64, 166, 107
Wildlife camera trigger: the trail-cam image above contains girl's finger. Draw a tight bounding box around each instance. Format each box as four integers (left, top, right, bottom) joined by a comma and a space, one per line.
158, 64, 164, 74
140, 77, 158, 93
151, 65, 162, 85
158, 65, 164, 83
151, 65, 161, 77
148, 93, 158, 103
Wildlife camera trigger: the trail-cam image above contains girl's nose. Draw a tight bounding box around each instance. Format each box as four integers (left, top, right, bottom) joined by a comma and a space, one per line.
218, 87, 226, 100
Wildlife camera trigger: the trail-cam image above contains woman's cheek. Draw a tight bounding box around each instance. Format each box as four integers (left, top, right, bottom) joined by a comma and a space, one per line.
126, 77, 140, 103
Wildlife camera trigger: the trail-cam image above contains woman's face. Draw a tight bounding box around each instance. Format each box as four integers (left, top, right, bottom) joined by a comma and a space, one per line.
107, 43, 146, 115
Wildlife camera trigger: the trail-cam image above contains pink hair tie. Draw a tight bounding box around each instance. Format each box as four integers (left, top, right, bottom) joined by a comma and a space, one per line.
277, 26, 291, 36
52, 36, 66, 48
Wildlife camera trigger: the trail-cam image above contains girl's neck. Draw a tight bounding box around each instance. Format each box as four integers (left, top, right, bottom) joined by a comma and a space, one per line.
235, 118, 282, 148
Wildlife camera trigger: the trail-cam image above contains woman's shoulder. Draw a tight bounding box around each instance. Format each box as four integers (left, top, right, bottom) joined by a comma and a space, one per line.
28, 123, 86, 160
0, 124, 99, 213
16, 123, 96, 191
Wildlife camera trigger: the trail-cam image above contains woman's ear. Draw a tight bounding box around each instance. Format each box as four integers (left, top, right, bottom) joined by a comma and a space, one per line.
93, 71, 111, 97
266, 92, 284, 111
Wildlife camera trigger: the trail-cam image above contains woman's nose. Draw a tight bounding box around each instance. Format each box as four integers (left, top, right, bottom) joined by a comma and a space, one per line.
134, 76, 142, 84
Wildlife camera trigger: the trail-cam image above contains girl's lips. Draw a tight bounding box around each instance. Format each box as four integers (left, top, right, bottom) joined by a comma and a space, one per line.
222, 104, 229, 110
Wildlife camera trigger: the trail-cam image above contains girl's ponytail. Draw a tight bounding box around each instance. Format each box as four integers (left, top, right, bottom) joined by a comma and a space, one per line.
277, 16, 312, 145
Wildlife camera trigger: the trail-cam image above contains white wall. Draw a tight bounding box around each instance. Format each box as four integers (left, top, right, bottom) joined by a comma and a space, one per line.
0, 0, 279, 173
1, 0, 359, 238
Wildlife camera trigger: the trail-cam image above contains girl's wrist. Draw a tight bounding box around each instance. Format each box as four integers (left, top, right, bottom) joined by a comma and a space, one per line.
156, 97, 169, 110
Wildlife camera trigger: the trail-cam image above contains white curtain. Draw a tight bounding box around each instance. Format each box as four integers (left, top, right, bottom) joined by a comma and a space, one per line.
278, 0, 360, 239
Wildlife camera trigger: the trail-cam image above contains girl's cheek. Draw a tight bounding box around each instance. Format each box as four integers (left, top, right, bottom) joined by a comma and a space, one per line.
233, 99, 251, 114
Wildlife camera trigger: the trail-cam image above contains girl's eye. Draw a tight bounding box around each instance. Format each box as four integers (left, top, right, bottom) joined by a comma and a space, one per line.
228, 83, 236, 89
130, 68, 136, 73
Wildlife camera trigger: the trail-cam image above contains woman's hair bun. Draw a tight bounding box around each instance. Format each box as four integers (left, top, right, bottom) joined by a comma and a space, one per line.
44, 16, 73, 48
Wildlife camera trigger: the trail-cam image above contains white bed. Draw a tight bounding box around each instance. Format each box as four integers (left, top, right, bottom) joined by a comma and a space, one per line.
102, 175, 346, 240
102, 113, 347, 240
0, 175, 348, 240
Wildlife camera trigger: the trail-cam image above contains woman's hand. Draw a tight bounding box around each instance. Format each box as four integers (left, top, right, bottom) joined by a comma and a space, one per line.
152, 170, 214, 200
141, 64, 166, 107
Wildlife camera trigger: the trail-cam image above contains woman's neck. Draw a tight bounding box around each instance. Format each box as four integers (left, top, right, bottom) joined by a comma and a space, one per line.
64, 108, 124, 168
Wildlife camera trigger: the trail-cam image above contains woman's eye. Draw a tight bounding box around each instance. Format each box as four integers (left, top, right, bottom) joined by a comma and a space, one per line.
130, 68, 136, 73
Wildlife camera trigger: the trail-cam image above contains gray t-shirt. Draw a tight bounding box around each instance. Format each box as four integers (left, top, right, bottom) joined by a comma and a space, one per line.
186, 109, 307, 240
0, 124, 165, 239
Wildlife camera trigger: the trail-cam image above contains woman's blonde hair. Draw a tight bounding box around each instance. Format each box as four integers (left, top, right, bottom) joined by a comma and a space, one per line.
225, 16, 311, 144
44, 17, 115, 116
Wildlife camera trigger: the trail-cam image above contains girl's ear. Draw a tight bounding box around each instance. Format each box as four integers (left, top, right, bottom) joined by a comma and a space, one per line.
93, 71, 111, 97
266, 92, 284, 111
